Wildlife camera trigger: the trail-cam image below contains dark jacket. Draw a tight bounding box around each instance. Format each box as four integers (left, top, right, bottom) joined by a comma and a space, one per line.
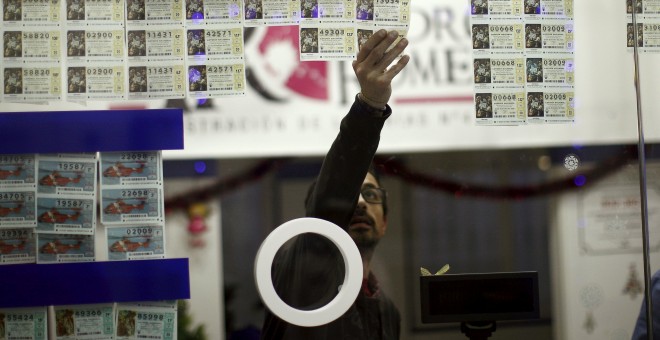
261, 97, 401, 340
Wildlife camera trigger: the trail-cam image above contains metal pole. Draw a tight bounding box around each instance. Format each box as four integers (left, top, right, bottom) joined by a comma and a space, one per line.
632, 8, 654, 340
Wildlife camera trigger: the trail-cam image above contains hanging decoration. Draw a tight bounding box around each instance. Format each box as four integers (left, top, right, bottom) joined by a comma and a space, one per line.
187, 203, 210, 248
164, 146, 637, 212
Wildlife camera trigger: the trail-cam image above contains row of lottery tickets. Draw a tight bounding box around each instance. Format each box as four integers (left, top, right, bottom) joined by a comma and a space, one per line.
0, 0, 411, 102
469, 0, 575, 125
0, 301, 178, 340
626, 0, 660, 52
0, 152, 167, 265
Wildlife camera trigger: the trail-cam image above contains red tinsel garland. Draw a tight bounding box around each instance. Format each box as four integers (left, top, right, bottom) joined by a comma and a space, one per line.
164, 146, 637, 212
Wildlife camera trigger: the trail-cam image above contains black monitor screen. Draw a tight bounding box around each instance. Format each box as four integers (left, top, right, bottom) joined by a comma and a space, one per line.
420, 272, 539, 323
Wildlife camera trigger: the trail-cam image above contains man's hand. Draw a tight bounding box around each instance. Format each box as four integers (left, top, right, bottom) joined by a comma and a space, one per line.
353, 29, 410, 109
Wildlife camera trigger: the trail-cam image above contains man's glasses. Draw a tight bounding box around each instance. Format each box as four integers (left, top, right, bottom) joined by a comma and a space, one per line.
360, 187, 387, 204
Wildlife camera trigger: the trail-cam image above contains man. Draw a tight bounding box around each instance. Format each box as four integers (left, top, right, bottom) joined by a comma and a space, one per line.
261, 29, 409, 340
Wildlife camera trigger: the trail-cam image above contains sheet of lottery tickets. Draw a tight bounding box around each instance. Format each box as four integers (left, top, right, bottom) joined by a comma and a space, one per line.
470, 0, 575, 125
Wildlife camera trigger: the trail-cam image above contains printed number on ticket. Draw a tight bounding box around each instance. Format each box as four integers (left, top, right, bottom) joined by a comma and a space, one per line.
475, 92, 526, 125
101, 187, 163, 224
127, 64, 185, 99
526, 91, 575, 123
37, 160, 96, 196
473, 58, 525, 89
107, 225, 165, 260
115, 307, 176, 340
0, 308, 47, 340
300, 25, 355, 60
36, 198, 95, 234
187, 62, 245, 97
472, 23, 524, 53
54, 304, 115, 340
100, 151, 162, 186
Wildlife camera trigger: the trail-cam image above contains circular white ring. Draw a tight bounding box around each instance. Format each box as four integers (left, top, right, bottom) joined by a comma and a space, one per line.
254, 217, 363, 327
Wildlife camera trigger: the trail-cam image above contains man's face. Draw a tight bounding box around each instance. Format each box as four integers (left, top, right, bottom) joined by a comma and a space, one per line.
348, 172, 387, 250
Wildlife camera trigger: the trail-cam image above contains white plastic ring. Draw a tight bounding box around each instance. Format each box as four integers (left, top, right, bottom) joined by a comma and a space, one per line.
254, 217, 363, 327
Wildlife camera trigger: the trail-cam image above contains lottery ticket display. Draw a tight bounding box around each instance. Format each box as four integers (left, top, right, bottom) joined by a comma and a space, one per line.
100, 151, 166, 260
0, 0, 416, 100
470, 0, 575, 125
34, 153, 98, 263
0, 154, 36, 264
626, 0, 660, 52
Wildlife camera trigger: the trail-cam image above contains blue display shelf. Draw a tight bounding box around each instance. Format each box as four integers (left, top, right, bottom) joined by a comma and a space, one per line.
0, 258, 191, 308
0, 108, 184, 154
0, 108, 189, 308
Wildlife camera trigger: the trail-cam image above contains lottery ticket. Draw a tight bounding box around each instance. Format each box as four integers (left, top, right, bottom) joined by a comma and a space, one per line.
0, 154, 36, 189
65, 65, 126, 100
127, 64, 185, 99
36, 159, 96, 196
470, 0, 523, 18
0, 228, 35, 264
20, 29, 61, 61
2, 66, 63, 102
243, 0, 298, 26
0, 308, 47, 340
185, 0, 241, 24
126, 0, 184, 25
65, 29, 125, 63
473, 57, 525, 90
115, 306, 176, 340
524, 56, 574, 88
0, 190, 36, 228
633, 22, 660, 51
186, 26, 244, 60
64, 0, 124, 26
36, 197, 95, 234
106, 224, 165, 260
100, 187, 164, 224
100, 151, 162, 186
299, 24, 355, 60
298, 0, 356, 24
526, 90, 574, 123
523, 0, 573, 18
372, 0, 411, 27
2, 29, 62, 68
54, 304, 114, 340
475, 92, 526, 125
524, 21, 574, 54
472, 23, 524, 54
126, 28, 185, 61
36, 233, 95, 262
187, 61, 246, 97
2, 0, 61, 26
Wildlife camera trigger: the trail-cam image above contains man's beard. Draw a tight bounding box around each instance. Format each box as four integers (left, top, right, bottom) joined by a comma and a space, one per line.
350, 231, 379, 251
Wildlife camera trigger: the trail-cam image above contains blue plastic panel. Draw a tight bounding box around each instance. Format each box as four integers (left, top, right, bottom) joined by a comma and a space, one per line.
0, 258, 190, 308
0, 109, 183, 154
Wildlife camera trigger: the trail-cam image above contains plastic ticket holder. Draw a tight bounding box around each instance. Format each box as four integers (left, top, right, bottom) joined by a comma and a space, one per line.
420, 272, 540, 340
254, 217, 363, 327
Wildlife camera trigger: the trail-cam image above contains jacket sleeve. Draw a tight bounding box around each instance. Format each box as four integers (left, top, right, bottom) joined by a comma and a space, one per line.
305, 95, 391, 228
